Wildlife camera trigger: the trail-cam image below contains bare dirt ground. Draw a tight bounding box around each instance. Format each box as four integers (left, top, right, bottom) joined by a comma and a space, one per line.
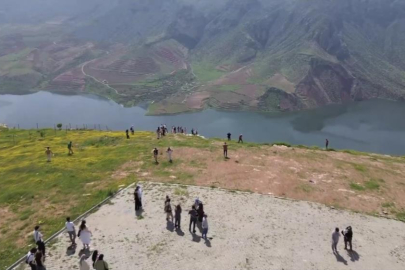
21, 183, 405, 270
136, 142, 405, 217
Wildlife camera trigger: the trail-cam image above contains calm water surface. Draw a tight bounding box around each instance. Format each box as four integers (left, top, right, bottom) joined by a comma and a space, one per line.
1, 91, 405, 155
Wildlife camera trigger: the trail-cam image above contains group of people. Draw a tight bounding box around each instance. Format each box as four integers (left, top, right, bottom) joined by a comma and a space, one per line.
226, 132, 243, 143
164, 196, 209, 240
331, 226, 354, 254
26, 226, 47, 270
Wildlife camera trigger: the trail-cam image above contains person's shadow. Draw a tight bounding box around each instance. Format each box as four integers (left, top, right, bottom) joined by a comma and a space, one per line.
334, 251, 348, 265
347, 250, 360, 262
191, 233, 201, 243
196, 222, 203, 233
66, 245, 77, 256
78, 248, 91, 258
176, 227, 185, 237
166, 221, 175, 232
205, 238, 212, 247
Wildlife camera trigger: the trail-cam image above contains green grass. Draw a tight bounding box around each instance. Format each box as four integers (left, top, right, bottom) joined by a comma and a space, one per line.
382, 202, 395, 208
352, 163, 367, 173
396, 211, 405, 222
216, 85, 241, 91
192, 63, 225, 82
350, 183, 366, 191
174, 187, 189, 197
364, 179, 381, 190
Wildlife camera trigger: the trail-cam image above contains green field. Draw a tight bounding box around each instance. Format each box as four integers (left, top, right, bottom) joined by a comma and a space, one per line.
0, 129, 215, 269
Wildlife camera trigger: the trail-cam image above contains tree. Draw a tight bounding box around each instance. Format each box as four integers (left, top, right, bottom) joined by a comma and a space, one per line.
57, 123, 63, 130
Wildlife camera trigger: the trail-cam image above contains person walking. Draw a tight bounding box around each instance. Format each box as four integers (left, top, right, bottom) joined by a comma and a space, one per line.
130, 126, 134, 135
137, 184, 143, 209
134, 186, 141, 211
35, 251, 46, 270
202, 214, 209, 240
153, 147, 159, 164
166, 147, 173, 163
65, 217, 76, 246
157, 127, 161, 139
342, 226, 353, 251
126, 129, 130, 139
227, 132, 231, 141
78, 220, 92, 250
223, 142, 228, 158
45, 147, 53, 162
26, 248, 37, 270
188, 205, 198, 233
68, 141, 74, 155
91, 250, 99, 268
238, 134, 243, 143
332, 227, 340, 254
164, 198, 173, 222
325, 139, 329, 150
79, 254, 90, 270
94, 254, 109, 270
33, 226, 46, 260
175, 204, 182, 229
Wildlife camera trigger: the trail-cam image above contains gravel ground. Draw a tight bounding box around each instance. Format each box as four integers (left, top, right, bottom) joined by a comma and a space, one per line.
20, 182, 405, 270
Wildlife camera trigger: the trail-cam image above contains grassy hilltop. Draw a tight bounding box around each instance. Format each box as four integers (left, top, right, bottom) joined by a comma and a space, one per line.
1, 128, 405, 268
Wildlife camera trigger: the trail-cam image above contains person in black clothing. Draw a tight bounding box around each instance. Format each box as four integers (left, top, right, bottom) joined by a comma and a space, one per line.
227, 133, 231, 141
175, 204, 182, 229
238, 134, 243, 143
153, 148, 159, 163
188, 205, 198, 233
92, 250, 99, 267
134, 187, 141, 211
342, 226, 353, 251
130, 126, 134, 135
126, 130, 130, 139
197, 202, 204, 223
325, 139, 329, 150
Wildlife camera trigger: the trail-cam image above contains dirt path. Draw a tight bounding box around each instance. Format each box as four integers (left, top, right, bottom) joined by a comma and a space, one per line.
21, 183, 405, 270
81, 60, 126, 96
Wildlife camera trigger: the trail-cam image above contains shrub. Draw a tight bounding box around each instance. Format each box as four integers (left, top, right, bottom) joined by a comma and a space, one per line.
272, 142, 291, 147
56, 123, 63, 130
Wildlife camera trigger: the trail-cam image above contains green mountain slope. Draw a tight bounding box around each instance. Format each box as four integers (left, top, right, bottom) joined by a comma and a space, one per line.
1, 0, 405, 113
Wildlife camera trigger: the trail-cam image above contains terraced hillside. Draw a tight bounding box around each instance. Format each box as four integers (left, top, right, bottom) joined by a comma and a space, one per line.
1, 0, 405, 114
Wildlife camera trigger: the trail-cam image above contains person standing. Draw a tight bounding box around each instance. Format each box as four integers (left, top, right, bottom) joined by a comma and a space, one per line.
130, 126, 134, 135
164, 198, 173, 222
34, 226, 46, 260
223, 142, 228, 158
342, 226, 353, 251
137, 184, 143, 209
65, 217, 76, 246
94, 254, 109, 270
157, 127, 161, 139
78, 220, 92, 250
197, 202, 204, 223
68, 141, 74, 155
238, 134, 243, 143
202, 214, 209, 240
126, 129, 130, 139
26, 248, 37, 270
325, 139, 329, 150
45, 147, 53, 162
188, 205, 198, 233
332, 227, 340, 254
35, 251, 46, 270
79, 254, 90, 270
91, 250, 99, 268
134, 186, 141, 211
153, 148, 159, 164
227, 132, 231, 141
166, 147, 173, 163
175, 204, 182, 229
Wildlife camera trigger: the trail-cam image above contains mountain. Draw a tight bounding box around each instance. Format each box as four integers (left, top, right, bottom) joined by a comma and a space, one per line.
1, 0, 405, 113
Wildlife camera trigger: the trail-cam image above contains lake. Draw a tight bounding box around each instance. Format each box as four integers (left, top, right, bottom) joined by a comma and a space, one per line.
1, 91, 405, 155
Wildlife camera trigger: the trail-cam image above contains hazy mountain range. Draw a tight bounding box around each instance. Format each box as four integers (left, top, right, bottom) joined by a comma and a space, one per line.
1, 0, 405, 114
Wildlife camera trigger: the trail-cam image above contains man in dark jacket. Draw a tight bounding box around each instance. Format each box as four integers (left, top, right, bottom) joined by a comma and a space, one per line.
342, 226, 353, 251
188, 205, 198, 233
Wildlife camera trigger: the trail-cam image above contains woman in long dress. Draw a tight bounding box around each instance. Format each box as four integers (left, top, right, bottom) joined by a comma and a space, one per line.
78, 220, 92, 250
79, 254, 90, 270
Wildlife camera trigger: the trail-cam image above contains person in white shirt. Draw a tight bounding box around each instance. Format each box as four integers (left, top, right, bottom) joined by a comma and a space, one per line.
26, 248, 37, 270
34, 225, 46, 259
332, 227, 341, 254
66, 217, 76, 246
166, 147, 173, 163
202, 214, 209, 240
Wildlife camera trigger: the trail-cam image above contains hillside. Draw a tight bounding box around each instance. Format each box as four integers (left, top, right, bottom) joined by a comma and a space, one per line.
1, 0, 405, 113
1, 128, 405, 268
